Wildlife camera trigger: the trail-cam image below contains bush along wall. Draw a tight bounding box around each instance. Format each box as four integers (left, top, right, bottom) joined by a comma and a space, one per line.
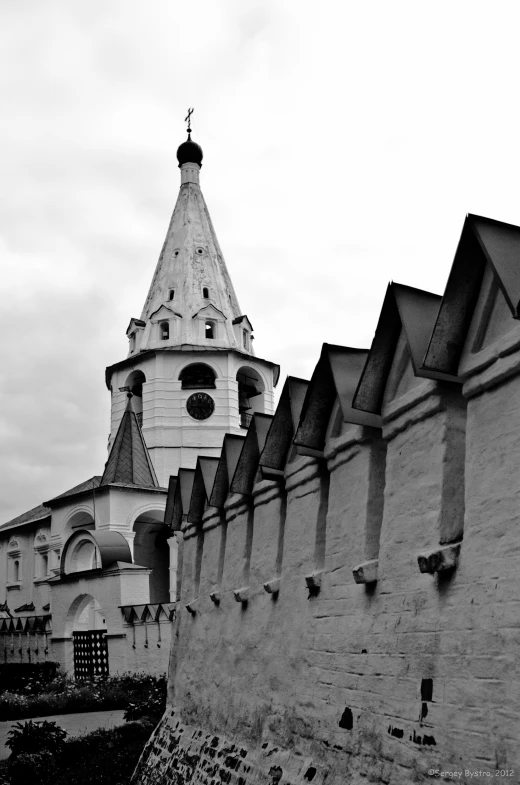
0, 662, 60, 695
0, 672, 166, 721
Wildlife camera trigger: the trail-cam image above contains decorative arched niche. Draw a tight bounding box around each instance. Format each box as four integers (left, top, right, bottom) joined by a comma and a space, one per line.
34, 530, 50, 580
7, 538, 21, 584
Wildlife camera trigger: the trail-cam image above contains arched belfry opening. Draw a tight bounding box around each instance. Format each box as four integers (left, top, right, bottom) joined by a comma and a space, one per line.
133, 510, 171, 604
124, 370, 146, 425
236, 366, 265, 429
179, 363, 216, 389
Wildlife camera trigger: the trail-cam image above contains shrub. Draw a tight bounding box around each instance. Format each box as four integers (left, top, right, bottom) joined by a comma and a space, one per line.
123, 678, 166, 722
52, 720, 154, 785
7, 751, 56, 785
0, 671, 167, 720
0, 663, 60, 696
6, 719, 68, 759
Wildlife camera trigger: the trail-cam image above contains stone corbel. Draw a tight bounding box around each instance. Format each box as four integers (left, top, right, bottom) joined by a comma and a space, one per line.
185, 599, 198, 615
233, 587, 249, 603
352, 559, 379, 585
305, 570, 323, 595
263, 578, 281, 595
418, 543, 461, 574
209, 589, 221, 605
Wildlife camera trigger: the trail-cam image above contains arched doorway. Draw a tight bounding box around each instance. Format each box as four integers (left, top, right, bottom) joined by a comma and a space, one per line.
133, 510, 171, 603
66, 593, 109, 680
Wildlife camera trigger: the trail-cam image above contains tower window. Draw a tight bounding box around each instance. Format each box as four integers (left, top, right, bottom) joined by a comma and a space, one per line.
243, 330, 248, 349
205, 321, 215, 339
14, 560, 20, 582
160, 321, 169, 340
169, 289, 175, 301
203, 287, 209, 299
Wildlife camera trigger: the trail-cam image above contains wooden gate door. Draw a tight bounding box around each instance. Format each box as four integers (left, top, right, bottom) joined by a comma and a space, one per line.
72, 630, 109, 680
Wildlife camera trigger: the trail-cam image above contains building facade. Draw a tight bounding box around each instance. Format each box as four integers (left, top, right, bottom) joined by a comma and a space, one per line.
0, 131, 278, 677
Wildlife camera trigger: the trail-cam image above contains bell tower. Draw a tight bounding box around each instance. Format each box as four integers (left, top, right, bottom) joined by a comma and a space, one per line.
105, 116, 279, 486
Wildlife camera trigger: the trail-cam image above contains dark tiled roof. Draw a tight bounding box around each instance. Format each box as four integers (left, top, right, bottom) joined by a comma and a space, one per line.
0, 503, 51, 532
50, 476, 102, 501
101, 399, 159, 488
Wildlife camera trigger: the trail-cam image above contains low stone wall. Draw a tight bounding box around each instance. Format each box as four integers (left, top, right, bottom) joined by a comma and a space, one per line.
0, 605, 174, 677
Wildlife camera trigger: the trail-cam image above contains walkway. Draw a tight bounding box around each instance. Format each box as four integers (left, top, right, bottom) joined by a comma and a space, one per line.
0, 708, 126, 759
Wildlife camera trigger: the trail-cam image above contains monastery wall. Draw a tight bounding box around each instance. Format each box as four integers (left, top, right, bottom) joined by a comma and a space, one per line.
133, 219, 520, 785
134, 367, 519, 782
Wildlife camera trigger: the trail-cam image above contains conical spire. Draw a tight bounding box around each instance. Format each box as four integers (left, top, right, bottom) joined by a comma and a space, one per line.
136, 126, 249, 353
101, 396, 159, 487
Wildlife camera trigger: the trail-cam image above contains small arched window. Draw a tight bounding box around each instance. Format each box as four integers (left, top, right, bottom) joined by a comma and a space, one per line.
205, 321, 215, 339
243, 330, 248, 350
160, 321, 169, 340
169, 289, 175, 301
179, 363, 217, 389
203, 287, 209, 299
14, 560, 20, 582
41, 553, 48, 577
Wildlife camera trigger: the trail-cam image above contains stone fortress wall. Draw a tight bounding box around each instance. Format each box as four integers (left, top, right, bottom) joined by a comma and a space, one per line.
134, 215, 520, 784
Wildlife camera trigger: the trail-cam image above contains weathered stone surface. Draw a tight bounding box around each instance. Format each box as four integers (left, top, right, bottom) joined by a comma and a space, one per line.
134, 241, 520, 784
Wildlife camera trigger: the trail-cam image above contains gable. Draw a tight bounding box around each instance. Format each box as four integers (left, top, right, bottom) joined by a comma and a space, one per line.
382, 330, 422, 407
232, 315, 253, 331
192, 304, 227, 321
469, 264, 518, 355
149, 305, 181, 322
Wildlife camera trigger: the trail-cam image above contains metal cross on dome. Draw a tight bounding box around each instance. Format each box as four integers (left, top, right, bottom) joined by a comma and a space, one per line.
185, 107, 194, 133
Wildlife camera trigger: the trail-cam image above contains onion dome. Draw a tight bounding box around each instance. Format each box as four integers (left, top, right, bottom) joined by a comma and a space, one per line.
177, 133, 203, 168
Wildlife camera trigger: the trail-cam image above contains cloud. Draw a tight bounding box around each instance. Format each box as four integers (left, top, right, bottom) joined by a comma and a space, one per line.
2, 0, 520, 520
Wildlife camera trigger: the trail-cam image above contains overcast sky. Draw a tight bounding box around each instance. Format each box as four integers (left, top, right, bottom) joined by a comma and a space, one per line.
2, 1, 520, 521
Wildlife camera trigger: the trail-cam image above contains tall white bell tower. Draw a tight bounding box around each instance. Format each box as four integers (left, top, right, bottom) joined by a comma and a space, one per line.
105, 117, 279, 486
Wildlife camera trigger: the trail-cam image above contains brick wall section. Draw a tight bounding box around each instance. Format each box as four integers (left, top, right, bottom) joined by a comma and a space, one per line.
134, 337, 520, 783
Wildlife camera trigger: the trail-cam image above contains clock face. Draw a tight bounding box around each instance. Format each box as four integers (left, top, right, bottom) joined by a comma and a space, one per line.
186, 392, 215, 421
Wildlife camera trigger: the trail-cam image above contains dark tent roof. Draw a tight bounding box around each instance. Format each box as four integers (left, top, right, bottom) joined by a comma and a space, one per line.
100, 398, 158, 488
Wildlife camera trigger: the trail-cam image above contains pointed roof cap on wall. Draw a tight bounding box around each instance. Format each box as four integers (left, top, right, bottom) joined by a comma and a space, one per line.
230, 413, 274, 496
352, 283, 459, 417
187, 457, 220, 524
423, 214, 520, 377
259, 377, 308, 478
165, 468, 196, 531
100, 396, 158, 488
294, 345, 380, 457
209, 434, 246, 508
